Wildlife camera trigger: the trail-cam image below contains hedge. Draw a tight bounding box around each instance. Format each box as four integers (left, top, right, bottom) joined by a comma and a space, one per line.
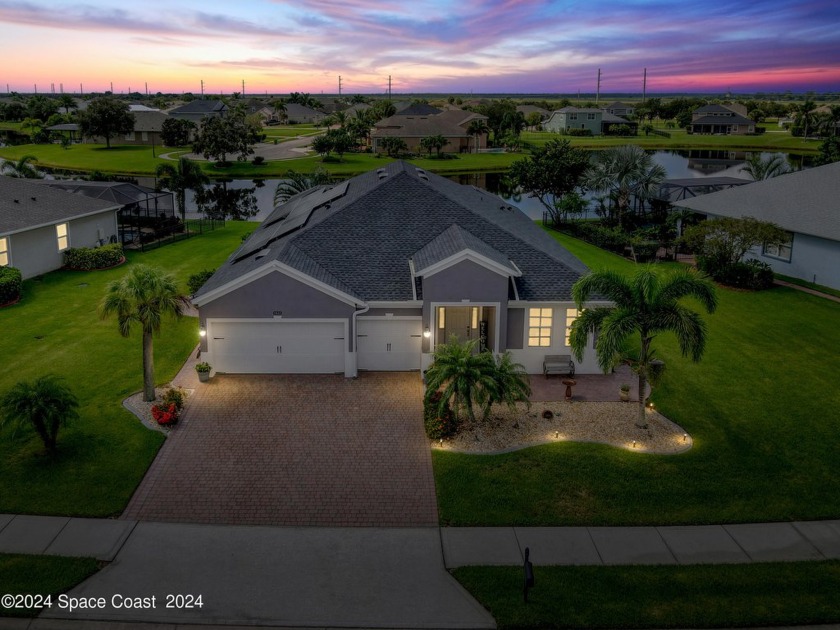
698, 257, 775, 290
0, 266, 22, 304
63, 244, 124, 271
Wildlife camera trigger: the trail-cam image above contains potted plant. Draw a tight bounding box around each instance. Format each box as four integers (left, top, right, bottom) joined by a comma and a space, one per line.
619, 383, 631, 402
195, 362, 212, 382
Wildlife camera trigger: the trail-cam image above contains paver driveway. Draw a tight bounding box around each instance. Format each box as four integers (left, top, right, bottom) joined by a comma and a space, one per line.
123, 373, 438, 527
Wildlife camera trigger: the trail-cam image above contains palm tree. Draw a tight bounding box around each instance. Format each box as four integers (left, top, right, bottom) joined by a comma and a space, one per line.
58, 94, 77, 115
0, 375, 79, 457
483, 352, 531, 419
424, 338, 498, 423
569, 266, 717, 428
155, 157, 208, 220
585, 145, 666, 226
741, 154, 791, 180
467, 119, 490, 153
0, 154, 43, 179
793, 100, 817, 137
273, 168, 333, 207
100, 265, 189, 402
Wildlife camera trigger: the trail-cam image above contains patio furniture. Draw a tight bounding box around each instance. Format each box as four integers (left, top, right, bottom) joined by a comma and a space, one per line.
543, 354, 575, 378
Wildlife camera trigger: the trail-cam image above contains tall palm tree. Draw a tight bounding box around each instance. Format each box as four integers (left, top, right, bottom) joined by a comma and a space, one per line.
569, 266, 717, 428
793, 100, 817, 138
741, 154, 791, 180
0, 375, 79, 457
585, 145, 666, 226
155, 157, 208, 220
58, 94, 77, 115
273, 168, 333, 207
0, 154, 43, 179
467, 118, 490, 153
424, 338, 498, 423
100, 265, 189, 402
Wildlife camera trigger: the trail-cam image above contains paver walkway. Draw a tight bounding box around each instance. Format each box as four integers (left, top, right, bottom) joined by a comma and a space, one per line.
122, 372, 437, 527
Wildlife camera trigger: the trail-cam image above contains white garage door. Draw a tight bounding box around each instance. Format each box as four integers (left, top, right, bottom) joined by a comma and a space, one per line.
357, 318, 422, 371
209, 320, 346, 374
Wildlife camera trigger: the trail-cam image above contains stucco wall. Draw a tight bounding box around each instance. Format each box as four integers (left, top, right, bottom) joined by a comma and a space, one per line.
749, 232, 840, 291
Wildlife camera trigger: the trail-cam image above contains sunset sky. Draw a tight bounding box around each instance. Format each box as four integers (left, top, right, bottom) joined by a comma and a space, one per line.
2, 0, 839, 95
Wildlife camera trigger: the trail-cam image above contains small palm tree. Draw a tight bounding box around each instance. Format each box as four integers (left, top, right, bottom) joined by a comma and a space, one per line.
569, 266, 717, 428
155, 157, 209, 221
585, 145, 666, 225
424, 338, 497, 423
1, 154, 43, 179
483, 352, 531, 418
741, 154, 790, 180
0, 375, 79, 457
100, 265, 189, 402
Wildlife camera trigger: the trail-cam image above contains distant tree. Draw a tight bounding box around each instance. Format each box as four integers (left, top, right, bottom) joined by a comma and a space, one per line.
155, 157, 208, 220
273, 167, 333, 206
681, 216, 790, 267
192, 108, 261, 164
0, 155, 43, 179
525, 111, 543, 128
570, 267, 717, 428
195, 181, 259, 221
160, 118, 195, 147
475, 99, 518, 143
0, 375, 79, 457
792, 100, 817, 137
271, 100, 287, 122
814, 136, 840, 166
100, 265, 188, 402
379, 136, 407, 157
420, 134, 447, 157
325, 128, 354, 159
509, 138, 590, 220
346, 113, 372, 145
58, 94, 77, 115
78, 96, 135, 148
466, 118, 490, 153
741, 154, 791, 180
311, 134, 333, 158
0, 101, 25, 121
368, 100, 396, 122
26, 95, 59, 122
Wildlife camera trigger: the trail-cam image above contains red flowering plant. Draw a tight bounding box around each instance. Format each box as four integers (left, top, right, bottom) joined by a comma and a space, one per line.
151, 402, 178, 426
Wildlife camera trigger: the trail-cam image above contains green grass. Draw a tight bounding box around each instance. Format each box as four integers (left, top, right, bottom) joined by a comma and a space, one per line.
434, 229, 840, 525
775, 273, 840, 299
0, 554, 99, 617
454, 561, 840, 629
0, 143, 171, 176
0, 221, 255, 516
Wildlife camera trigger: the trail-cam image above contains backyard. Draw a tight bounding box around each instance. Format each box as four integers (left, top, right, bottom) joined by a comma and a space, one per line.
434, 229, 840, 526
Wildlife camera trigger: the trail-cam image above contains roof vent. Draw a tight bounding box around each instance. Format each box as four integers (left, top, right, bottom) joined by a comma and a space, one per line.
13, 199, 19, 203
415, 168, 429, 181
254, 248, 271, 260
31, 197, 36, 201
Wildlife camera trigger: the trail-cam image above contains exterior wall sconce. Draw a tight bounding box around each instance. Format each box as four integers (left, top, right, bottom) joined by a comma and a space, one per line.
423, 327, 431, 338
199, 326, 206, 337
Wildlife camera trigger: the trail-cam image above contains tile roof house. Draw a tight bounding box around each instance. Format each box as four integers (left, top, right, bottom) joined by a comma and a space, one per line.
675, 161, 840, 290
690, 104, 755, 135
0, 176, 120, 279
193, 161, 604, 376
371, 109, 489, 154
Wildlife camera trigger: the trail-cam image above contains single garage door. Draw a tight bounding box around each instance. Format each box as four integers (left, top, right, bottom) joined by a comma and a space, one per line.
209, 320, 346, 374
357, 318, 422, 371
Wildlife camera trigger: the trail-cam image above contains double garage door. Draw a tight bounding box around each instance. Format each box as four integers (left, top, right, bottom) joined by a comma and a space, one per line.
208, 318, 421, 374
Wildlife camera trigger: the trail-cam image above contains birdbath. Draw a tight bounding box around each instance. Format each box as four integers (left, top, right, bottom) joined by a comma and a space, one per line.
562, 378, 577, 402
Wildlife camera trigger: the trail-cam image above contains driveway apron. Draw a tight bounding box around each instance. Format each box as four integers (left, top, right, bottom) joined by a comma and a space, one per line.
123, 373, 438, 527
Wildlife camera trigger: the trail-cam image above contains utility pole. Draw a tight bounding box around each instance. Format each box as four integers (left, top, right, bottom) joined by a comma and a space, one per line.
80, 83, 83, 95
595, 69, 601, 105
338, 75, 342, 96
200, 79, 204, 96
388, 75, 392, 100
51, 83, 55, 94
642, 68, 647, 102
110, 81, 113, 93
242, 79, 245, 95
34, 84, 37, 94
145, 82, 149, 96
60, 83, 64, 94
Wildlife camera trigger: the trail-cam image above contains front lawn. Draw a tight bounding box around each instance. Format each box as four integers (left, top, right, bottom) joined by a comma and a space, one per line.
0, 222, 255, 516
434, 230, 840, 525
454, 561, 840, 629
0, 554, 99, 618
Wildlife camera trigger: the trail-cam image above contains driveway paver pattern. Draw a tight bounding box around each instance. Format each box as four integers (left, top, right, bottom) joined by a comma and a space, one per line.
123, 373, 437, 527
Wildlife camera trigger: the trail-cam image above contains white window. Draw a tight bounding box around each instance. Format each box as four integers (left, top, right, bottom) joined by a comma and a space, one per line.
437, 306, 446, 329
56, 223, 69, 251
565, 308, 580, 345
568, 113, 577, 120
763, 232, 793, 262
0, 237, 8, 266
588, 113, 596, 120
528, 308, 552, 347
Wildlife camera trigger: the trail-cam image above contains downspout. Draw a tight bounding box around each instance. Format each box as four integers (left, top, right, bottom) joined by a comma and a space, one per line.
349, 303, 370, 378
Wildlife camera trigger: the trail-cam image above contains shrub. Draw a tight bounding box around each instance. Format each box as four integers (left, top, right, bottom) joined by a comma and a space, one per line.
564, 128, 593, 137
161, 386, 185, 412
151, 402, 178, 426
63, 244, 123, 270
570, 222, 628, 253
698, 257, 775, 290
423, 390, 458, 440
187, 269, 215, 295
252, 156, 265, 165
0, 267, 23, 304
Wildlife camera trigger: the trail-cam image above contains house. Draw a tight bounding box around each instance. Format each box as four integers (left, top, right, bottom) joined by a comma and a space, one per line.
371, 109, 489, 153
600, 112, 638, 135
690, 104, 755, 135
192, 161, 605, 377
0, 176, 120, 279
168, 100, 228, 124
602, 101, 636, 117
284, 103, 327, 124
674, 161, 840, 290
543, 107, 603, 135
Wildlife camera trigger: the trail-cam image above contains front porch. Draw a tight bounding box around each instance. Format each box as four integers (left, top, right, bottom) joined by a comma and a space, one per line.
528, 364, 647, 402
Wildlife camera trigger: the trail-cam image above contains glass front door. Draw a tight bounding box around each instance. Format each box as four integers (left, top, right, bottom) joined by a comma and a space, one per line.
436, 306, 495, 352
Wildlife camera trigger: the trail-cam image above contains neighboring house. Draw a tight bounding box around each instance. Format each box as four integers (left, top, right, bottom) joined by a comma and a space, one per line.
602, 101, 636, 117
0, 176, 120, 279
371, 109, 489, 153
284, 103, 327, 124
543, 107, 603, 135
690, 104, 755, 135
516, 105, 552, 120
193, 161, 604, 377
601, 112, 638, 135
50, 110, 169, 146
395, 103, 442, 116
168, 100, 228, 124
675, 161, 840, 290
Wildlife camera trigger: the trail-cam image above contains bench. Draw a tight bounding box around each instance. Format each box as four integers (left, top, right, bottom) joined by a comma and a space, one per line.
543, 354, 575, 378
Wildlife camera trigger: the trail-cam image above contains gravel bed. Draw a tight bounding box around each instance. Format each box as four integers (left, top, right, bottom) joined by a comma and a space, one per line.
122, 386, 193, 434
433, 401, 692, 455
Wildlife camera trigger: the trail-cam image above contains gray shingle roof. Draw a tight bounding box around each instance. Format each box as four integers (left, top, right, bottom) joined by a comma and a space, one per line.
168, 100, 227, 115
0, 176, 119, 235
195, 161, 589, 303
412, 224, 518, 274
674, 161, 840, 242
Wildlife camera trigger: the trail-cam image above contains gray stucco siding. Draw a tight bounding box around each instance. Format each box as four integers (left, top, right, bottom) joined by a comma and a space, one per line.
749, 232, 840, 291
506, 308, 525, 349
198, 270, 356, 352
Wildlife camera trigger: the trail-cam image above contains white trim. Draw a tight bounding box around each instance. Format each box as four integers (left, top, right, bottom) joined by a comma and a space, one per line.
193, 260, 363, 308
430, 301, 501, 352
408, 258, 417, 301
366, 300, 423, 308
0, 207, 120, 239
508, 299, 613, 308
415, 249, 521, 279
0, 236, 9, 267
